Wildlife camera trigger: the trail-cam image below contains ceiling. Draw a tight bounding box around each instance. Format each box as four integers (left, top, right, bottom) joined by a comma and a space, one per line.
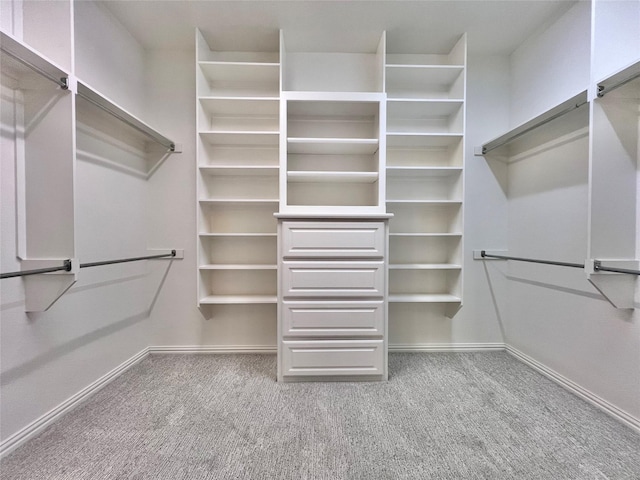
101, 0, 576, 56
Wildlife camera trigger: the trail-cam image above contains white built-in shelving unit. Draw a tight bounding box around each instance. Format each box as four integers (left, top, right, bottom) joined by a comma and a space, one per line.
196, 30, 281, 311
385, 36, 466, 316
195, 29, 467, 359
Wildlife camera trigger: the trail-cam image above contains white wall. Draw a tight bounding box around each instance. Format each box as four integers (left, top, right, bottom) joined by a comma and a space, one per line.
592, 0, 640, 83
0, 1, 161, 446
74, 0, 146, 116
509, 1, 591, 126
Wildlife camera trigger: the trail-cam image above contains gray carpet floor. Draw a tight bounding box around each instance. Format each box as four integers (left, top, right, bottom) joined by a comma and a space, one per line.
1, 352, 639, 479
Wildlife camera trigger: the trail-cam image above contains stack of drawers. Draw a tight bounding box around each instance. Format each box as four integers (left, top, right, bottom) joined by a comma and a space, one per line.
277, 220, 389, 381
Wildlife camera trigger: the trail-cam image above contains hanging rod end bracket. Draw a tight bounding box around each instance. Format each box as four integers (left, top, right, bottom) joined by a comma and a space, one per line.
473, 250, 508, 260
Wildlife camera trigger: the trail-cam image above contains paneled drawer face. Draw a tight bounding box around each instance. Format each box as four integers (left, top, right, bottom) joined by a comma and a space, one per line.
282, 222, 385, 258
282, 261, 384, 297
282, 301, 384, 337
282, 340, 384, 377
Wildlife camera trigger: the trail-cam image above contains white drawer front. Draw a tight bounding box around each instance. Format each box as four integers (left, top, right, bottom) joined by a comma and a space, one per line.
282, 222, 385, 258
282, 340, 384, 377
283, 301, 384, 337
282, 261, 384, 297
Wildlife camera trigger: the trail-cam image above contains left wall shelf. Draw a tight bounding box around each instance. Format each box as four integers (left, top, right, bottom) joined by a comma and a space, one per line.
1, 9, 179, 312
1, 30, 77, 312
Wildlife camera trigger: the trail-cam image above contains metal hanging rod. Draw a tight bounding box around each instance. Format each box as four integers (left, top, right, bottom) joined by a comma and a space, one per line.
480, 251, 584, 269
481, 90, 588, 155
1, 251, 176, 279
80, 250, 176, 269
0, 260, 72, 279
593, 261, 640, 276
76, 82, 175, 152
1, 32, 68, 89
480, 252, 640, 277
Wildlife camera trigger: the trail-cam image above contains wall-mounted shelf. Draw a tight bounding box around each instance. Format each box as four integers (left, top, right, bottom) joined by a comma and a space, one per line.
596, 60, 640, 98
477, 90, 588, 156
287, 138, 379, 155
199, 295, 278, 305
287, 171, 379, 183
77, 81, 175, 152
387, 167, 462, 177
199, 166, 279, 176
389, 294, 462, 303
1, 31, 69, 88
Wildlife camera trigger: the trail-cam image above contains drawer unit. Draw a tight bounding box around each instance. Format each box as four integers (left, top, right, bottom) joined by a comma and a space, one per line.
277, 217, 390, 382
282, 300, 384, 337
281, 339, 384, 377
282, 221, 385, 258
282, 261, 385, 297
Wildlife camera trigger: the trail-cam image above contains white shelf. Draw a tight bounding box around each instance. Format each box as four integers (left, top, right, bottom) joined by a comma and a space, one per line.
386, 200, 462, 205
287, 171, 379, 183
199, 264, 277, 270
387, 133, 463, 148
0, 31, 69, 88
386, 167, 462, 177
199, 166, 279, 176
390, 232, 462, 237
199, 198, 279, 205
389, 294, 462, 303
199, 232, 277, 237
199, 61, 280, 85
77, 81, 175, 151
479, 90, 588, 156
200, 131, 279, 146
389, 264, 462, 270
287, 138, 379, 155
385, 65, 465, 99
388, 99, 464, 115
199, 295, 278, 305
199, 96, 279, 115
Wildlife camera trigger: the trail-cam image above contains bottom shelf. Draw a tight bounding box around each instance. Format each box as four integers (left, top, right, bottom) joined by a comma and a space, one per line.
200, 295, 277, 305
389, 294, 461, 303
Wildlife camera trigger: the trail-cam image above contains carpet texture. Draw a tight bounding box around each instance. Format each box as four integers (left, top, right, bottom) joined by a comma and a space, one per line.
1, 352, 639, 479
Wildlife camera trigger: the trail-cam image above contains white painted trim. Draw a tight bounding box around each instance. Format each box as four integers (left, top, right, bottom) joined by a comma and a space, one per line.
0, 348, 150, 459
148, 344, 505, 355
148, 345, 277, 354
506, 345, 640, 434
389, 343, 506, 352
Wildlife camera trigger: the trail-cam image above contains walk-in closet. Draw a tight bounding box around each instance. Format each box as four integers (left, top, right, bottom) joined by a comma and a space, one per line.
1, 1, 639, 478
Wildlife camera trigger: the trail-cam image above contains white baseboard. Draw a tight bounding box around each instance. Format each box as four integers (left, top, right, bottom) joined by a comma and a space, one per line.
506, 345, 640, 434
389, 343, 506, 352
0, 347, 150, 458
148, 345, 277, 354
150, 344, 505, 354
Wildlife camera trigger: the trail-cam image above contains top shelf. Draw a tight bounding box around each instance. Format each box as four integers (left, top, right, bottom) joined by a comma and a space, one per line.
0, 31, 69, 89
76, 81, 176, 152
198, 61, 280, 84
597, 60, 640, 99
478, 90, 588, 157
